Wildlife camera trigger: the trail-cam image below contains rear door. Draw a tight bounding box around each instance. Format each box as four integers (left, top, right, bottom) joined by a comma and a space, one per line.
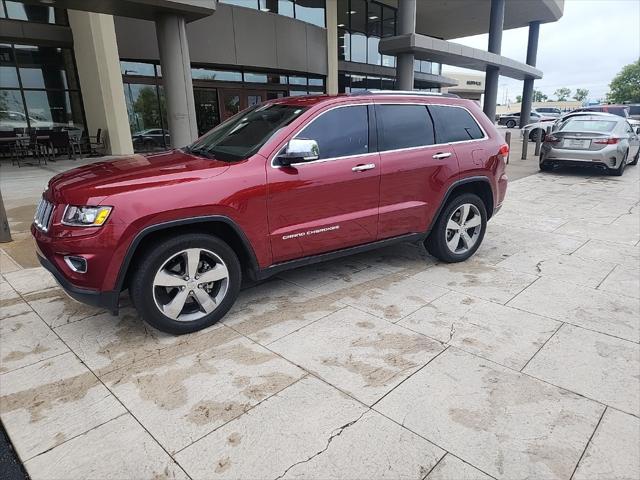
429, 104, 488, 175
376, 102, 459, 239
267, 104, 380, 263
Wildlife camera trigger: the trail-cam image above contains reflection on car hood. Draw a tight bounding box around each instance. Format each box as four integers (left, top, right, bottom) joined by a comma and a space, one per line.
46, 150, 229, 205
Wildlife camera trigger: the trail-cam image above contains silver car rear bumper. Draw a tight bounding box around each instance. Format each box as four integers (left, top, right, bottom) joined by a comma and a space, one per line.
541, 144, 625, 168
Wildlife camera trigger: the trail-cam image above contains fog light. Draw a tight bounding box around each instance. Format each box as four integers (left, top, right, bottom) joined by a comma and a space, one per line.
610, 158, 617, 167
64, 255, 87, 273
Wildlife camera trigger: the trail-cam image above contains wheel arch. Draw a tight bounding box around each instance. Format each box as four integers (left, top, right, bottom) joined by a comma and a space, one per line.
429, 177, 495, 233
116, 216, 260, 292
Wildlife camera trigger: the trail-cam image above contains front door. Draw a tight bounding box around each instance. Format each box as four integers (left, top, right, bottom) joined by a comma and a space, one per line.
220, 89, 243, 121
193, 88, 220, 136
267, 104, 380, 263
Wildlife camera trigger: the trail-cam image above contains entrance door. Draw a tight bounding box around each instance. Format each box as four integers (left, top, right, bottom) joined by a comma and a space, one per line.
193, 88, 220, 136
220, 89, 243, 121
267, 104, 380, 263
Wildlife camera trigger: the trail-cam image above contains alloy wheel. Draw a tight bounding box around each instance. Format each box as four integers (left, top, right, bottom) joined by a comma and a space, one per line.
152, 248, 229, 322
445, 203, 482, 254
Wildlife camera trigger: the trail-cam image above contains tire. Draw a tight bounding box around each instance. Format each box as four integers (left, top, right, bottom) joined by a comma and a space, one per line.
131, 233, 241, 334
539, 157, 552, 171
630, 148, 639, 166
609, 151, 628, 176
506, 120, 516, 129
143, 139, 154, 151
425, 193, 487, 263
529, 129, 545, 142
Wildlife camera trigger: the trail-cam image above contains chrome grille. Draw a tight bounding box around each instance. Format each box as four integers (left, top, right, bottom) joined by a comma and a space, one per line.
34, 198, 55, 232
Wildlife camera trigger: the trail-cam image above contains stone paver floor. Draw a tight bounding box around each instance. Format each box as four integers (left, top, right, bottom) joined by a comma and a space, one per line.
0, 159, 639, 480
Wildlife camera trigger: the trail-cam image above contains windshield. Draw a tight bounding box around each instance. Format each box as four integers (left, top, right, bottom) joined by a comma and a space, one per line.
186, 103, 307, 161
561, 119, 617, 133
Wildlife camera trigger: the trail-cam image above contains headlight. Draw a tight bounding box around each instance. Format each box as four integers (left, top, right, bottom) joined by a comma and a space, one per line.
62, 205, 112, 227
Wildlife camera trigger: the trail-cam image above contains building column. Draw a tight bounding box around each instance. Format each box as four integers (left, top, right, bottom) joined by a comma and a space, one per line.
68, 11, 133, 155
520, 21, 540, 126
396, 0, 417, 90
155, 14, 198, 148
482, 0, 505, 121
326, 0, 338, 95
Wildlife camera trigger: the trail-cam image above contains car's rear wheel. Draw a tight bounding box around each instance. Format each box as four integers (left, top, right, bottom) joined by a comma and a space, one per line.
131, 233, 241, 334
506, 119, 516, 129
425, 193, 487, 263
609, 151, 628, 176
630, 148, 639, 166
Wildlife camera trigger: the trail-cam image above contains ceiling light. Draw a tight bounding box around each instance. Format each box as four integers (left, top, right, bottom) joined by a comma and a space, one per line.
369, 16, 379, 20
338, 23, 345, 27
348, 10, 357, 14
260, 8, 270, 12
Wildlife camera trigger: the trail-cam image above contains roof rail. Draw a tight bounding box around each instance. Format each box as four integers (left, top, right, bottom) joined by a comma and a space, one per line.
350, 90, 460, 99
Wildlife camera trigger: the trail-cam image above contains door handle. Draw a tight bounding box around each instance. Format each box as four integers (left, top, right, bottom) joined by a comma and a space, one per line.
352, 163, 376, 172
432, 152, 452, 160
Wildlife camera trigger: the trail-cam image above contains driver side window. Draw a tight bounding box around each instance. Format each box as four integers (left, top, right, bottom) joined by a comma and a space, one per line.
295, 105, 369, 160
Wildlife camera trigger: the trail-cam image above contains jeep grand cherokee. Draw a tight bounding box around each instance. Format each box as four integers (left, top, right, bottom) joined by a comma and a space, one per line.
33, 91, 508, 334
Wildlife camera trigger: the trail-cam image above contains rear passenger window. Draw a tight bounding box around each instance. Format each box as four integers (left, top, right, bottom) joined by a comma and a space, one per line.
430, 105, 484, 143
377, 104, 434, 151
296, 105, 369, 159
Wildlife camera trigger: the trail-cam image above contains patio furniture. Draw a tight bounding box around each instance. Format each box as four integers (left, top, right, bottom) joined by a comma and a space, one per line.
88, 128, 106, 156
49, 130, 80, 160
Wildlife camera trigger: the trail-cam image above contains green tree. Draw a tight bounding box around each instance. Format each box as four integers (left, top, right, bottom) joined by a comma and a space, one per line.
554, 87, 571, 101
533, 89, 548, 102
132, 86, 161, 132
515, 95, 522, 103
573, 88, 589, 102
607, 59, 640, 103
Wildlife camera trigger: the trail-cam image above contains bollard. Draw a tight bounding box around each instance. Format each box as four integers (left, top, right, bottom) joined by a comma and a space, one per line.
521, 130, 529, 160
534, 128, 543, 156
504, 131, 511, 164
0, 187, 12, 243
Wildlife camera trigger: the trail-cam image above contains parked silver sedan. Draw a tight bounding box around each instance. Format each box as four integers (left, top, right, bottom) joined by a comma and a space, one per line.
539, 115, 640, 176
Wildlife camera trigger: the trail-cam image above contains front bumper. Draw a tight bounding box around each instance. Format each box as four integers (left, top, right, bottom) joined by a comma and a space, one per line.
37, 252, 120, 314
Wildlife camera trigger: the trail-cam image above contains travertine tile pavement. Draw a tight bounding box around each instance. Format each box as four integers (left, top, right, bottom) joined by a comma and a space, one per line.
0, 160, 639, 480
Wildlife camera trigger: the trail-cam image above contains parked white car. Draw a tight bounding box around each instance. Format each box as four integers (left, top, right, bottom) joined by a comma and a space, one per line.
521, 111, 624, 142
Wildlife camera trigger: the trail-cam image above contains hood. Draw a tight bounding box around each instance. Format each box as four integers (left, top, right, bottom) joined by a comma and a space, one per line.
47, 150, 230, 205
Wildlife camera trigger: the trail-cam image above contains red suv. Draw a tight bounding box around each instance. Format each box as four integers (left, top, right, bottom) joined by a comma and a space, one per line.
32, 92, 508, 334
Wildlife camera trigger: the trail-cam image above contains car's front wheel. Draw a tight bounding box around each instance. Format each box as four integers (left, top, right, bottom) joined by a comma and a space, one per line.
425, 193, 487, 263
131, 233, 241, 334
506, 119, 516, 129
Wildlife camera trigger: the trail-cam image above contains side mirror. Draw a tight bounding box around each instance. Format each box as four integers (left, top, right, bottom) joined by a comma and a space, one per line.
276, 138, 319, 166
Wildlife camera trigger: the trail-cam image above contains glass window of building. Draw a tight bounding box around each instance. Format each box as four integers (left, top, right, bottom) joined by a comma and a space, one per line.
244, 72, 269, 83
259, 0, 294, 16
192, 68, 242, 82
221, 0, 258, 8
120, 61, 156, 77
294, 0, 325, 27
367, 36, 380, 65
337, 0, 349, 28
3, 0, 67, 24
338, 29, 350, 61
350, 32, 367, 63
0, 43, 84, 133
349, 0, 367, 32
367, 2, 382, 36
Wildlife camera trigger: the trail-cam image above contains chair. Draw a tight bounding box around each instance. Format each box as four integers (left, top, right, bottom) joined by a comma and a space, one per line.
88, 128, 106, 156
49, 130, 78, 160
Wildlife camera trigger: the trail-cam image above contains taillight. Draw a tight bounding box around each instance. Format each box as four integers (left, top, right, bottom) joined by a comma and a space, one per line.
498, 143, 509, 158
545, 135, 560, 143
593, 137, 620, 145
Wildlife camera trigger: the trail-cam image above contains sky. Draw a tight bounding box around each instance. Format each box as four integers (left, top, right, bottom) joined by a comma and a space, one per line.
443, 0, 640, 104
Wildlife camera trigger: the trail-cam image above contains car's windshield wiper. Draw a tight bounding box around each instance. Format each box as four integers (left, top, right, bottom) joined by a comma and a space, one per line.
184, 145, 216, 159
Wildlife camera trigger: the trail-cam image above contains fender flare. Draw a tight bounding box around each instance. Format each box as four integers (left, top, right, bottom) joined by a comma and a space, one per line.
113, 215, 260, 292
427, 176, 494, 233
